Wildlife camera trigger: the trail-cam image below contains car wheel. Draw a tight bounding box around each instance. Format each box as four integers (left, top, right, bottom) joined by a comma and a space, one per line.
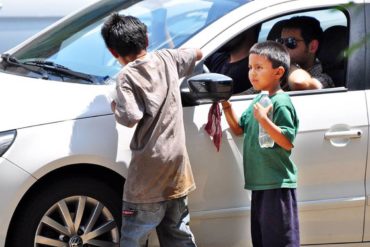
7, 176, 122, 247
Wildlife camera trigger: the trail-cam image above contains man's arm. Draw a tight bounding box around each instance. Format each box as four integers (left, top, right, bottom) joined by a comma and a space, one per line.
288, 65, 322, 90
221, 101, 243, 136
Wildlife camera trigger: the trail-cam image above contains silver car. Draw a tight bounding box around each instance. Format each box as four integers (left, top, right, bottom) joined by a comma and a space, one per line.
0, 0, 99, 53
0, 0, 369, 246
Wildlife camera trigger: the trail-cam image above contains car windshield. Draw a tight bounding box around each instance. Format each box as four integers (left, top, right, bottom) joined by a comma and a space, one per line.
1, 0, 248, 83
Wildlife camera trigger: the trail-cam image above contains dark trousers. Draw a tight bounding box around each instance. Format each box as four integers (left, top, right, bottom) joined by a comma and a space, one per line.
251, 189, 300, 247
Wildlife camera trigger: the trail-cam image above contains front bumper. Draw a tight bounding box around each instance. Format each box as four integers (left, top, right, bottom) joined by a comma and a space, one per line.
0, 157, 36, 246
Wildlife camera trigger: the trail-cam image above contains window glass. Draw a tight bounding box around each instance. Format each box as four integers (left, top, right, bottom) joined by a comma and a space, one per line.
259, 8, 348, 88
2, 0, 248, 83
259, 9, 347, 41
201, 7, 348, 100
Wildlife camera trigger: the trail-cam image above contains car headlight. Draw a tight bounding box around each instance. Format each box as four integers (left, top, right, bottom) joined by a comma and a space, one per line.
0, 130, 16, 157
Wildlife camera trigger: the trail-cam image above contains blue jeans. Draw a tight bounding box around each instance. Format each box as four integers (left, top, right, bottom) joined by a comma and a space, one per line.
120, 196, 197, 247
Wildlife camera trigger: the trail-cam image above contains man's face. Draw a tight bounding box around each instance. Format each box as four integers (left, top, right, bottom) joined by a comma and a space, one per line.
280, 28, 311, 67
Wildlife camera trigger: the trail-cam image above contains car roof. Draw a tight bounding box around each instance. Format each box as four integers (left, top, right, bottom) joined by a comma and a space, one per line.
0, 0, 99, 17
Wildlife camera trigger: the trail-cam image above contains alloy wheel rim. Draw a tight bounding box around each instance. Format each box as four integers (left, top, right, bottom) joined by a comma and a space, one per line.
34, 196, 119, 247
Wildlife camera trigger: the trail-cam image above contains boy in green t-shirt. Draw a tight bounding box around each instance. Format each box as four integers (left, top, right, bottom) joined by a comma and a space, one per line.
222, 41, 300, 246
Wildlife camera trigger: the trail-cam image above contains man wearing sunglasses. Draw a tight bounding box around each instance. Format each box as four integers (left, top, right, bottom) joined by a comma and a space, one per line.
276, 16, 334, 91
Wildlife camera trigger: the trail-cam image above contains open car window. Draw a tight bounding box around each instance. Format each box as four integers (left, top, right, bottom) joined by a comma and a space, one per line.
260, 8, 349, 88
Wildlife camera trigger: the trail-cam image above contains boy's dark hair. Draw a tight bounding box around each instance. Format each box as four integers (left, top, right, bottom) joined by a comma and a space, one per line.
249, 41, 290, 82
283, 16, 323, 46
101, 13, 147, 57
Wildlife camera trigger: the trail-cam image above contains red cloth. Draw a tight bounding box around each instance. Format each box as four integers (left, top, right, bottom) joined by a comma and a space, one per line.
205, 102, 222, 151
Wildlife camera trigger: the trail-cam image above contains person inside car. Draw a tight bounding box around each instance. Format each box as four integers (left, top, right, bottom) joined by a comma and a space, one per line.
205, 25, 260, 95
276, 16, 334, 90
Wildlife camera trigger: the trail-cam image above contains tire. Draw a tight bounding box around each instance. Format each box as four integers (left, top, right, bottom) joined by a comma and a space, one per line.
7, 175, 122, 247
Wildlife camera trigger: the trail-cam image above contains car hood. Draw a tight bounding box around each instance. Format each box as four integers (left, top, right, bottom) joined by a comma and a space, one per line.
0, 72, 114, 132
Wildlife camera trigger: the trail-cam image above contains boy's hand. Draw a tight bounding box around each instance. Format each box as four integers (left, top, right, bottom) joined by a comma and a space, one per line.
221, 100, 231, 110
253, 102, 272, 122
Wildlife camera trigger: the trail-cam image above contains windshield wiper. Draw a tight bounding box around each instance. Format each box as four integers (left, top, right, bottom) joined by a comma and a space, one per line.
1, 54, 49, 79
23, 59, 97, 84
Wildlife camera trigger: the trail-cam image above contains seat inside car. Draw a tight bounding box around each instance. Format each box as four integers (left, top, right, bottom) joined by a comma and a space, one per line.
317, 25, 349, 87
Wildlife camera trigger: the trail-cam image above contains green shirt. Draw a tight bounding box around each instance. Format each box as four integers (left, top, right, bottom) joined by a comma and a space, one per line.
239, 92, 299, 190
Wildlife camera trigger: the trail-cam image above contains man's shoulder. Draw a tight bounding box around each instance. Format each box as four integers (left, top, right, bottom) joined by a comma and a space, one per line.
206, 52, 229, 64
310, 59, 334, 88
309, 60, 325, 77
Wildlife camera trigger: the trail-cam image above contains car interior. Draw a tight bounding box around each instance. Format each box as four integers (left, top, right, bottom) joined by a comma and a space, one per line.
265, 17, 349, 89
207, 8, 349, 94
317, 25, 348, 87
181, 7, 350, 106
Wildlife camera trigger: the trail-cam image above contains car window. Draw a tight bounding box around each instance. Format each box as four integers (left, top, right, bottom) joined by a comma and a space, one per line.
1, 0, 248, 83
200, 7, 349, 101
260, 9, 348, 88
259, 9, 347, 42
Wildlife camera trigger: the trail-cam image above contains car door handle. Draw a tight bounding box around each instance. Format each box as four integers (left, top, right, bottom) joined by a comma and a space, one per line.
324, 129, 362, 140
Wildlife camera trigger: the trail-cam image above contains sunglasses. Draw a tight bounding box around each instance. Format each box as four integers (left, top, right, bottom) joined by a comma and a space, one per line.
275, 37, 304, 49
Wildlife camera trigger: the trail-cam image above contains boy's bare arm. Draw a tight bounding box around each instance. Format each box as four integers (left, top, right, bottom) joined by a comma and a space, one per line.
253, 103, 293, 150
221, 101, 243, 136
180, 48, 202, 61
195, 48, 203, 61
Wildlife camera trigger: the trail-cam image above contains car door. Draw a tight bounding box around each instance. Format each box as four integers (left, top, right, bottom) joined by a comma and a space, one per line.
183, 1, 368, 246
362, 1, 370, 242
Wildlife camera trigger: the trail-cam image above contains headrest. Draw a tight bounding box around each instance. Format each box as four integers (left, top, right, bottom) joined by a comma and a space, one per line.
318, 25, 348, 69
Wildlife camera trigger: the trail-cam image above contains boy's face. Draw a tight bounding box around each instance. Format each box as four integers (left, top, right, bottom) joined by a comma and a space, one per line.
248, 53, 283, 92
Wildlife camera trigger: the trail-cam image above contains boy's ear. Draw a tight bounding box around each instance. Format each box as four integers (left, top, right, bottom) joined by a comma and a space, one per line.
275, 66, 285, 80
109, 48, 119, 58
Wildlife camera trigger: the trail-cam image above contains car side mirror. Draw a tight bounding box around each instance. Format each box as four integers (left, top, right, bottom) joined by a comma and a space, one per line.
187, 73, 233, 104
